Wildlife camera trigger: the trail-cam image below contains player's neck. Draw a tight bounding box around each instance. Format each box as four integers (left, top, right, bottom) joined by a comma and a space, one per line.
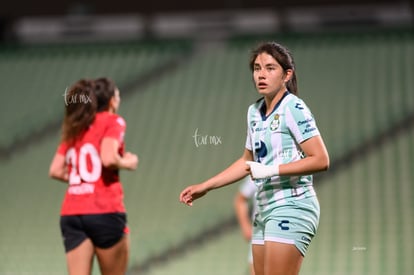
264, 90, 286, 116
107, 107, 116, 114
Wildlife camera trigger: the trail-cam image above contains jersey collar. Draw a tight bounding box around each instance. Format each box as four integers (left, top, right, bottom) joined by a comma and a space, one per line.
259, 91, 290, 121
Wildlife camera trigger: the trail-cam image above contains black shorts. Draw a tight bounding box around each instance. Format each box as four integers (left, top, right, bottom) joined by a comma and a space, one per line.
60, 213, 128, 252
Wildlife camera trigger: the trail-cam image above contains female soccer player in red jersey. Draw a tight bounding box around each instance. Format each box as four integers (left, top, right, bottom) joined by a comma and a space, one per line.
49, 78, 138, 275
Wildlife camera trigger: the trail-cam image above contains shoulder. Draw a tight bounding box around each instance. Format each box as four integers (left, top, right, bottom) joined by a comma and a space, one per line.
248, 97, 264, 112
114, 114, 126, 127
96, 112, 126, 127
283, 93, 311, 112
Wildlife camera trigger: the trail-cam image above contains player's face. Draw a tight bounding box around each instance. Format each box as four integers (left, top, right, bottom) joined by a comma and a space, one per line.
253, 52, 292, 98
111, 88, 121, 112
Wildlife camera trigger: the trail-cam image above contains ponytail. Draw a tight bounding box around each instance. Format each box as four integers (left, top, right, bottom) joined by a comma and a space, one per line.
61, 79, 97, 143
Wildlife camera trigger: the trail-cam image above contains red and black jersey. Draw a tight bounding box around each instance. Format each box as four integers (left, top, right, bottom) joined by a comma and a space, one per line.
56, 111, 127, 215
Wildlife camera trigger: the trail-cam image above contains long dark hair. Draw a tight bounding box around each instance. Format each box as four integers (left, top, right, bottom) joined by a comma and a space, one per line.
61, 79, 97, 143
249, 42, 298, 95
94, 77, 117, 112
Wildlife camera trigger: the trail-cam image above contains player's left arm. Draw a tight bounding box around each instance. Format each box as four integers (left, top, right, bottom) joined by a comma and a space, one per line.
247, 135, 329, 179
280, 135, 329, 176
49, 153, 69, 182
280, 99, 329, 176
247, 99, 329, 179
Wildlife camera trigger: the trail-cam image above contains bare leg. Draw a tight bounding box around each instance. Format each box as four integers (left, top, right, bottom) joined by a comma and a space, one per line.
249, 262, 256, 275
66, 239, 94, 275
95, 234, 130, 275
252, 244, 265, 275
264, 242, 303, 275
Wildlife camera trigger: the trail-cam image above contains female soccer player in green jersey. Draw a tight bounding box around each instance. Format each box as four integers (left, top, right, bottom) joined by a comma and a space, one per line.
180, 41, 329, 275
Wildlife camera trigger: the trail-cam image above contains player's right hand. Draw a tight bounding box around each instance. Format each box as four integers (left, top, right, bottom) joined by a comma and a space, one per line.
124, 152, 138, 170
179, 184, 207, 206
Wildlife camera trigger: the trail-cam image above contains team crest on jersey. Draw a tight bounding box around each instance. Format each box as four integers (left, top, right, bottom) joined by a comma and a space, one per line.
270, 114, 280, 131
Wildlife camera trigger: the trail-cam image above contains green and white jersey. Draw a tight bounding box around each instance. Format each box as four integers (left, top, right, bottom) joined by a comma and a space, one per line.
245, 92, 320, 211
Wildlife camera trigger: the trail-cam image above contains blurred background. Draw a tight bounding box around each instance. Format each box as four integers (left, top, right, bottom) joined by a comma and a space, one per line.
0, 0, 413, 274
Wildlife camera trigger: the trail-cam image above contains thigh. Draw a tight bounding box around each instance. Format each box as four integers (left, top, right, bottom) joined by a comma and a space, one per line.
264, 241, 303, 275
264, 197, 320, 256
95, 234, 130, 275
66, 238, 95, 275
252, 244, 264, 275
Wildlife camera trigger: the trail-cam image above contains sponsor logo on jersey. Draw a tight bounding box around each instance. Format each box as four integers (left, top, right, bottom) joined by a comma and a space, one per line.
302, 127, 317, 135
301, 236, 311, 243
295, 102, 304, 110
117, 117, 126, 126
278, 220, 290, 230
297, 117, 314, 126
251, 120, 268, 132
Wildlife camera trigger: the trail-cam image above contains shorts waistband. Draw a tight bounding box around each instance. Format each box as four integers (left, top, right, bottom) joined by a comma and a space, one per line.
271, 185, 316, 204
255, 185, 317, 219
256, 185, 317, 213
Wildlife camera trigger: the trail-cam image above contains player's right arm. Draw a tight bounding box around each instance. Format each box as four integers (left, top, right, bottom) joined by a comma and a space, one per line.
179, 149, 253, 206
100, 137, 138, 170
49, 152, 69, 182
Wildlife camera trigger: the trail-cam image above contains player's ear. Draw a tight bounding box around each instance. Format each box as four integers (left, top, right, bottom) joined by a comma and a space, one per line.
108, 96, 117, 112
284, 69, 293, 83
